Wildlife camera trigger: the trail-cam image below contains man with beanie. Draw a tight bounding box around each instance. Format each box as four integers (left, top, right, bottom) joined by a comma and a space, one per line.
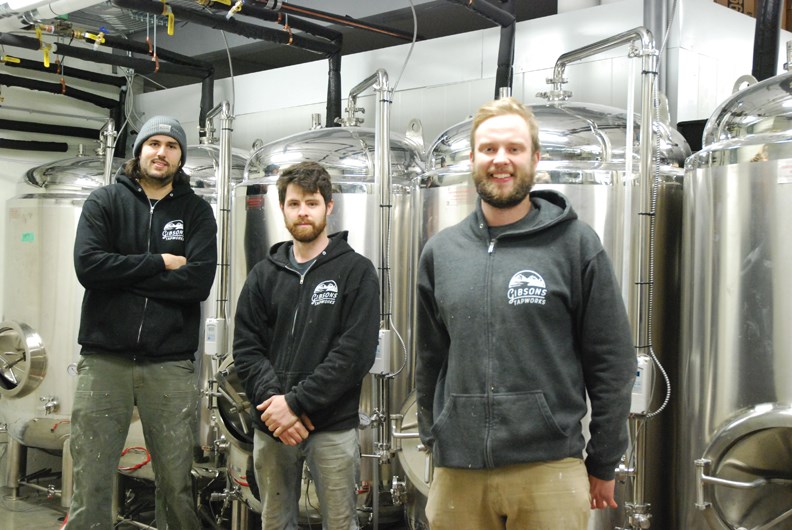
67, 116, 216, 529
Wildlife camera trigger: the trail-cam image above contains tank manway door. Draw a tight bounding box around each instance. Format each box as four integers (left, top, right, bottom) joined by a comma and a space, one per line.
695, 403, 792, 530
0, 320, 47, 398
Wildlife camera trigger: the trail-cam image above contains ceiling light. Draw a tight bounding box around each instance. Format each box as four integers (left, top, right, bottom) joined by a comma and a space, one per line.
6, 0, 45, 11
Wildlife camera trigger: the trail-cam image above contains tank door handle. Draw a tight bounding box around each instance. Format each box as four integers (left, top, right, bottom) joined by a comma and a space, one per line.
695, 459, 711, 510
695, 458, 792, 521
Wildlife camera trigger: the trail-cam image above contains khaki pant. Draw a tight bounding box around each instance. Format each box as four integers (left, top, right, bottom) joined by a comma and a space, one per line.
426, 458, 591, 530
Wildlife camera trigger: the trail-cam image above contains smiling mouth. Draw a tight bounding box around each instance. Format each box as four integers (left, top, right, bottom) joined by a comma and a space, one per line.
489, 173, 513, 181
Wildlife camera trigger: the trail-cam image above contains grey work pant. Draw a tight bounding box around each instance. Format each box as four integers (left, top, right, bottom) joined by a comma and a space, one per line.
65, 354, 201, 530
253, 428, 360, 530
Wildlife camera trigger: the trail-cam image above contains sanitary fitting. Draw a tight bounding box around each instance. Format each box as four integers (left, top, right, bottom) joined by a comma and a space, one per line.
537, 80, 572, 102
390, 476, 407, 506
40, 396, 59, 414
625, 503, 652, 529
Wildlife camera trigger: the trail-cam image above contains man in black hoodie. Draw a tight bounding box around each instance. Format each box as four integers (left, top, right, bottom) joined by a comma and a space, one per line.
233, 161, 380, 530
68, 116, 216, 529
416, 98, 636, 529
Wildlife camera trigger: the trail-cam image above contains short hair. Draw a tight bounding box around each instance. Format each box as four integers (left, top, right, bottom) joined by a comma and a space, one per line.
469, 97, 540, 154
276, 161, 333, 205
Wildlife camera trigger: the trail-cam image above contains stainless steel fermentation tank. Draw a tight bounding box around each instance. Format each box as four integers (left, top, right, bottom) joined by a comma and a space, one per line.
391, 99, 689, 530
221, 124, 425, 519
0, 155, 123, 505
678, 70, 792, 530
0, 143, 246, 496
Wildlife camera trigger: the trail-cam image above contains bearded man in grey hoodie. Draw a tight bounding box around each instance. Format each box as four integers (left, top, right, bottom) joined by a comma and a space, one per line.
416, 97, 636, 530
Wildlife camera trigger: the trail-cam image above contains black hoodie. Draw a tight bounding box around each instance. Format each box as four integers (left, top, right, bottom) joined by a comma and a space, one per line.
74, 172, 217, 360
233, 231, 380, 434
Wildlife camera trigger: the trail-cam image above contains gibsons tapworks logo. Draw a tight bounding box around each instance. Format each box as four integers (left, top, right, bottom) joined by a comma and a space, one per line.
507, 270, 547, 306
311, 280, 338, 306
162, 220, 184, 241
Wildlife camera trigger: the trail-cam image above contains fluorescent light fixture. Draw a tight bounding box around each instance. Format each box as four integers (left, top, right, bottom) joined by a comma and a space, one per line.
6, 0, 45, 10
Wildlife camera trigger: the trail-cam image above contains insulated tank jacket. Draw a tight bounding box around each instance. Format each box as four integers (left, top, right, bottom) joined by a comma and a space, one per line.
233, 232, 380, 434
74, 172, 217, 360
415, 190, 636, 481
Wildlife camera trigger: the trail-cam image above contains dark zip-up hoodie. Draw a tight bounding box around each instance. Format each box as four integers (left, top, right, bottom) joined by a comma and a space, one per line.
233, 231, 380, 435
416, 190, 636, 480
74, 172, 217, 360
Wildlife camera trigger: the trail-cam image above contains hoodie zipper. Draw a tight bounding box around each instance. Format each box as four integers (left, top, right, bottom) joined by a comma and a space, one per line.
484, 235, 497, 467
287, 260, 316, 339
136, 197, 158, 344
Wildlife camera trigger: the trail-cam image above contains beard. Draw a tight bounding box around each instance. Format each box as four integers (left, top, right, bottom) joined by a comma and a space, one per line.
286, 216, 327, 243
140, 158, 178, 187
473, 164, 535, 209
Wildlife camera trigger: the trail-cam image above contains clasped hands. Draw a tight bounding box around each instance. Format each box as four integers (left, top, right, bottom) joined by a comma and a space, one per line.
257, 395, 314, 446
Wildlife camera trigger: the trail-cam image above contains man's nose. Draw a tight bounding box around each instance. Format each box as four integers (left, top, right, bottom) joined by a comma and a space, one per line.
493, 147, 509, 163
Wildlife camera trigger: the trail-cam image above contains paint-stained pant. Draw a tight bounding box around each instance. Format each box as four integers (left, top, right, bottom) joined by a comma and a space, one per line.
426, 457, 591, 530
66, 354, 200, 530
253, 428, 360, 530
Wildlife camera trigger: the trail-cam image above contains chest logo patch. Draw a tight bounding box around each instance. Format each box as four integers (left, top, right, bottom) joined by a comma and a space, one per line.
311, 280, 338, 306
507, 270, 547, 306
162, 220, 184, 241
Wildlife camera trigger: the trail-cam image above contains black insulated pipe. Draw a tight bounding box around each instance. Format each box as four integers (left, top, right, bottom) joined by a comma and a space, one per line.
446, 0, 516, 28
115, 88, 128, 159
494, 0, 516, 98
0, 32, 38, 51
752, 0, 783, 81
199, 75, 214, 142
0, 138, 68, 152
326, 49, 342, 127
0, 118, 99, 140
1, 57, 127, 87
0, 72, 118, 109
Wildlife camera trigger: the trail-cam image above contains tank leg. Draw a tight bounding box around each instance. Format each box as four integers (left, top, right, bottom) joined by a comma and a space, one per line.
61, 436, 73, 508
231, 498, 248, 530
4, 437, 27, 499
111, 472, 121, 523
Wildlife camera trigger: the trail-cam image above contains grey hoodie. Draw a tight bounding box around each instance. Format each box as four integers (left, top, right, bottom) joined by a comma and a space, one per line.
415, 189, 635, 480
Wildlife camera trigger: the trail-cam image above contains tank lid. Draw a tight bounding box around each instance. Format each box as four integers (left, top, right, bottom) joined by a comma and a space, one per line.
25, 156, 124, 190
244, 127, 424, 184
25, 144, 248, 192
428, 101, 690, 172
701, 71, 792, 149
182, 144, 248, 192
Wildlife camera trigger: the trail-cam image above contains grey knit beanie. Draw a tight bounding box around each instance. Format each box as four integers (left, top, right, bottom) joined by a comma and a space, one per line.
133, 115, 187, 166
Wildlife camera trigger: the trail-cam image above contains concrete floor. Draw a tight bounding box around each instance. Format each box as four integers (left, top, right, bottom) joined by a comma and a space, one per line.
0, 488, 67, 530
0, 485, 411, 530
